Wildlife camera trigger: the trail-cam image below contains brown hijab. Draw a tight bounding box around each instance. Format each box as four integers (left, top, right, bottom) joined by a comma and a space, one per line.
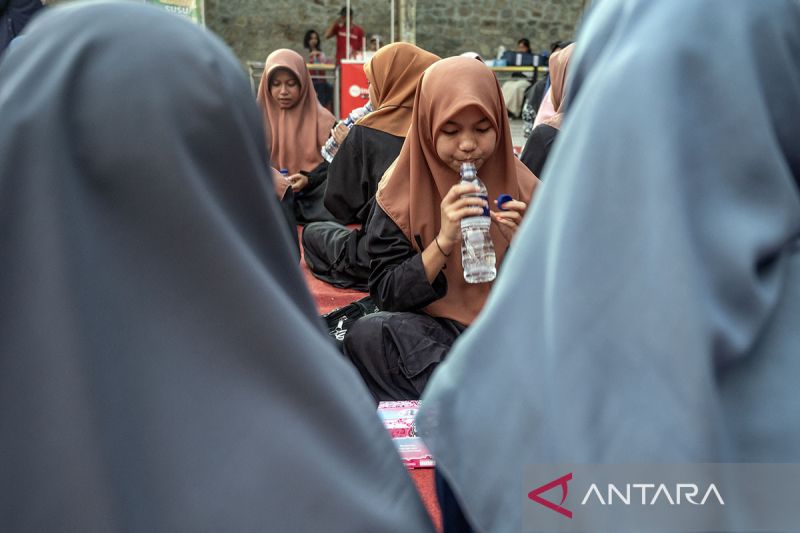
543, 43, 575, 130
257, 49, 336, 181
376, 57, 539, 326
356, 43, 440, 138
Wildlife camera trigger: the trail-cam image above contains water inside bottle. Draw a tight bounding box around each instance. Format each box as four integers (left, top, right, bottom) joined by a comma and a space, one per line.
461, 218, 496, 283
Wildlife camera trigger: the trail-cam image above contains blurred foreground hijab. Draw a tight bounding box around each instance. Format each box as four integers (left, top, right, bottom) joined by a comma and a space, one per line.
418, 0, 800, 531
0, 3, 432, 532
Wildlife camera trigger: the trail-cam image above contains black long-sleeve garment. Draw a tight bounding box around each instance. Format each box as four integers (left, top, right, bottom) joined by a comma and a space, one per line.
365, 203, 447, 311
302, 125, 405, 289
293, 159, 338, 223
324, 124, 405, 224
519, 123, 558, 179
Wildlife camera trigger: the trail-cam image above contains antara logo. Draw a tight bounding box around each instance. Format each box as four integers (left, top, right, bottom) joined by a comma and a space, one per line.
528, 473, 574, 519
528, 473, 725, 519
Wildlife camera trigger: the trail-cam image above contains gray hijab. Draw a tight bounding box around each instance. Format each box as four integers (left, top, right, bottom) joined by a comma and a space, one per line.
418, 0, 800, 531
0, 3, 432, 532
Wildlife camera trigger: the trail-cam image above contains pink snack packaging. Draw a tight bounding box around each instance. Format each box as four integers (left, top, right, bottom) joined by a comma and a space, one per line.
377, 401, 434, 469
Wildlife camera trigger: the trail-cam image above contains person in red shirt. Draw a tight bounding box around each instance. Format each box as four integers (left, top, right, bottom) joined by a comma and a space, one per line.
324, 6, 364, 64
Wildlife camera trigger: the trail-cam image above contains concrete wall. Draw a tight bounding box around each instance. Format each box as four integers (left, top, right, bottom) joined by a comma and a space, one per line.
205, 0, 585, 65
46, 0, 585, 66
415, 0, 584, 60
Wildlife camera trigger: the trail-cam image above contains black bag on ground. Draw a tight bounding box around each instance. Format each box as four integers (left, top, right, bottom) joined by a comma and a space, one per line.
321, 296, 380, 349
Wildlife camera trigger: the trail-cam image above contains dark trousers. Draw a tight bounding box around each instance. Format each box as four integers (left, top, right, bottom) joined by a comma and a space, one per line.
342, 311, 465, 402
278, 189, 300, 260
302, 221, 369, 290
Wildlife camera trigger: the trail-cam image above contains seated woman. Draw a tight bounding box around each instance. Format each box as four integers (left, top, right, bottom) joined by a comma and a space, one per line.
257, 48, 337, 223
303, 29, 333, 111
519, 43, 574, 178
500, 38, 533, 118
302, 42, 440, 290
520, 39, 573, 137
343, 57, 539, 401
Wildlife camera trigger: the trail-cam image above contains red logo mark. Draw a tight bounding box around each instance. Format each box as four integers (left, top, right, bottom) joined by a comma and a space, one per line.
528, 472, 573, 519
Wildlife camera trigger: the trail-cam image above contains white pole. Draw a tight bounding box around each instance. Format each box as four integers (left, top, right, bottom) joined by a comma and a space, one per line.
346, 0, 351, 60
390, 0, 395, 43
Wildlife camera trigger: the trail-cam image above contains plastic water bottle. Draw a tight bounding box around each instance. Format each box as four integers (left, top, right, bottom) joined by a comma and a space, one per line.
459, 162, 496, 283
279, 168, 289, 181
320, 102, 374, 162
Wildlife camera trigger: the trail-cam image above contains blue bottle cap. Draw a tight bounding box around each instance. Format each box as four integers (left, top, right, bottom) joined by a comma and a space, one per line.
497, 194, 513, 210
279, 168, 289, 175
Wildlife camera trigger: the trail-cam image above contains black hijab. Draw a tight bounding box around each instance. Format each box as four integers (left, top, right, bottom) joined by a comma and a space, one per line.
0, 3, 432, 531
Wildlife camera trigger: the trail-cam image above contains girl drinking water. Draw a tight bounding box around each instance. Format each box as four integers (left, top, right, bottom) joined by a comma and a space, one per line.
343, 57, 539, 401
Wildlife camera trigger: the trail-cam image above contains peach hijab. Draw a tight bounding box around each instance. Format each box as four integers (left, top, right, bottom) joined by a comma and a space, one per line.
542, 43, 575, 130
257, 49, 336, 177
376, 57, 539, 326
356, 42, 440, 138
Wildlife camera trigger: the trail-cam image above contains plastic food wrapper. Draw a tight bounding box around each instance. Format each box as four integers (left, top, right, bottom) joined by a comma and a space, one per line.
377, 401, 434, 469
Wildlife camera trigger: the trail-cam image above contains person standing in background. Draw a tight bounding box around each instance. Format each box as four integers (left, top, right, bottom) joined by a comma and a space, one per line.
303, 28, 333, 111
0, 0, 43, 54
324, 6, 364, 64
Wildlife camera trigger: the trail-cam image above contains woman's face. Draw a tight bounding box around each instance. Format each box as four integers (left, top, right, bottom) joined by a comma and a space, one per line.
308, 32, 320, 49
435, 106, 497, 173
269, 69, 301, 109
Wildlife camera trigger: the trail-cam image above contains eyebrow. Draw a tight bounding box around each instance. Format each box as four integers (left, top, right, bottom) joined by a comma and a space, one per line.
443, 117, 491, 128
443, 117, 491, 126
